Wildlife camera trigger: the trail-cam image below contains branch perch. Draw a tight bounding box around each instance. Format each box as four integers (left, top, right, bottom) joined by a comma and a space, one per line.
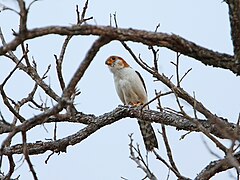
1, 106, 238, 156
0, 25, 237, 74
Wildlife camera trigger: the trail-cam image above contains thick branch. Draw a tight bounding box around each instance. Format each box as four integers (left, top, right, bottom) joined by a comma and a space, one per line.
0, 122, 12, 133
227, 0, 240, 64
195, 152, 240, 180
1, 106, 238, 156
17, 0, 28, 33
0, 97, 67, 152
0, 25, 237, 74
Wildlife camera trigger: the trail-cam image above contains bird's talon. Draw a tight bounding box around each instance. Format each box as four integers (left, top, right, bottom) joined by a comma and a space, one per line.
129, 101, 143, 107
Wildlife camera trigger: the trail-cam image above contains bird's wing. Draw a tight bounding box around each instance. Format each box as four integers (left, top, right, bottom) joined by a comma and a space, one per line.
135, 70, 147, 95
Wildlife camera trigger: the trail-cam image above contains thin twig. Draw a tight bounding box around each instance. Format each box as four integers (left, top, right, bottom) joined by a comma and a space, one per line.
0, 3, 19, 14
0, 85, 26, 123
161, 125, 180, 174
4, 155, 15, 180
54, 35, 72, 90
80, 0, 89, 23
154, 85, 182, 178
201, 136, 221, 159
22, 131, 38, 180
176, 52, 181, 87
27, 0, 39, 11
76, 0, 93, 25
149, 24, 161, 73
0, 28, 60, 102
1, 56, 24, 87
76, 5, 81, 24
153, 150, 190, 179
141, 91, 172, 110
45, 152, 54, 164
179, 68, 192, 84
173, 89, 228, 154
20, 43, 31, 67
128, 134, 157, 180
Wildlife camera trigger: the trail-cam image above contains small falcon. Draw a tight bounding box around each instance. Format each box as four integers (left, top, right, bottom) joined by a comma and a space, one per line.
105, 55, 158, 151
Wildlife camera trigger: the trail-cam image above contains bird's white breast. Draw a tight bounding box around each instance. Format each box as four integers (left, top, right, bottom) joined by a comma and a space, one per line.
112, 67, 147, 105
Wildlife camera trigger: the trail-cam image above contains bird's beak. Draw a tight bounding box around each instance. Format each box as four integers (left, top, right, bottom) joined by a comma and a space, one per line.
105, 59, 113, 66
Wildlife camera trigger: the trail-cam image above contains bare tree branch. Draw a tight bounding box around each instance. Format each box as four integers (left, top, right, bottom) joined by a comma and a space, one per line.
161, 125, 180, 174
153, 150, 190, 180
17, 0, 28, 33
0, 1, 239, 179
227, 0, 240, 64
54, 35, 71, 90
195, 152, 240, 180
22, 131, 38, 180
0, 28, 60, 102
0, 106, 237, 140
132, 54, 238, 143
128, 134, 157, 180
3, 155, 15, 180
0, 25, 237, 74
0, 106, 238, 156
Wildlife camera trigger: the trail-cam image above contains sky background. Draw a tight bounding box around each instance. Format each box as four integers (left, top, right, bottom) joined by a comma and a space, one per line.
0, 0, 239, 179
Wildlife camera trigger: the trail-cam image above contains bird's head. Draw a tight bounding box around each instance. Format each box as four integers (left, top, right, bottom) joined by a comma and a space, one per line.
105, 56, 130, 73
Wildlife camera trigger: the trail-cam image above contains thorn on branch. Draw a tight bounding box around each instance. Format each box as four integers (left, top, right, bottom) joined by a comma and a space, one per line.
154, 23, 161, 33
42, 64, 51, 79
45, 151, 54, 164
179, 68, 192, 84
179, 131, 191, 140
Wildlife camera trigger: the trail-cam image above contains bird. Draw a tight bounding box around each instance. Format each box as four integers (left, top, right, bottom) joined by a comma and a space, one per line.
105, 55, 158, 151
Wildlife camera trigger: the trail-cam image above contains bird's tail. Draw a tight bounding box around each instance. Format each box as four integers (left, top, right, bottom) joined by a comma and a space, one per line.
138, 120, 158, 151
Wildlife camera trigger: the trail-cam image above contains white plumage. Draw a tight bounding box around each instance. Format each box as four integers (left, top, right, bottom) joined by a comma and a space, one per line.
105, 55, 158, 151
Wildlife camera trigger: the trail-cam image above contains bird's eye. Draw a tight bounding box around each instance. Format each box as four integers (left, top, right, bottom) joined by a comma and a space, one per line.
111, 57, 116, 61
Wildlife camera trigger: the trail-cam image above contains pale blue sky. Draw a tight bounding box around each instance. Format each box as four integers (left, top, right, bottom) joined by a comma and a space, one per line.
0, 0, 239, 179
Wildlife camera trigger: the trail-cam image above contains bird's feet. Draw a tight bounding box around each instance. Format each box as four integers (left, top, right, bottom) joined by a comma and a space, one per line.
128, 101, 143, 107
118, 102, 143, 109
